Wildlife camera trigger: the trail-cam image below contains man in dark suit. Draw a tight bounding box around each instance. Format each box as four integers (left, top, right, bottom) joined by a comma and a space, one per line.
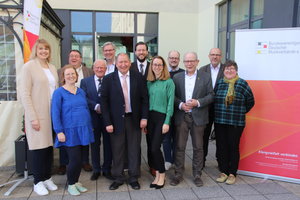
80, 59, 113, 181
57, 50, 94, 175
170, 52, 214, 187
199, 48, 224, 167
101, 53, 149, 190
130, 42, 155, 176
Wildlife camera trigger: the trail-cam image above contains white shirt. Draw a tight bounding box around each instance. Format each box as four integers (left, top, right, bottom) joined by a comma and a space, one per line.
42, 68, 56, 99
75, 65, 84, 87
118, 70, 132, 112
94, 75, 102, 111
137, 60, 148, 76
106, 63, 115, 75
210, 63, 220, 88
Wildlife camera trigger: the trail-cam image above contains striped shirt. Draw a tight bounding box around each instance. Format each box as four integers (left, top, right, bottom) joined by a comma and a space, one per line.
214, 78, 254, 126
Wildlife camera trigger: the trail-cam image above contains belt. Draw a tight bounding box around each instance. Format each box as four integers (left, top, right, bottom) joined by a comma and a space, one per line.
125, 112, 132, 117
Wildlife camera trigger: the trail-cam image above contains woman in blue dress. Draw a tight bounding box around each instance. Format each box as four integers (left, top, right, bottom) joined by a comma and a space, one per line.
51, 65, 94, 196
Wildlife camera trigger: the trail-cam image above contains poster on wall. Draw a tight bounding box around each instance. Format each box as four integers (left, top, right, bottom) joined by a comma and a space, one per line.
235, 28, 300, 184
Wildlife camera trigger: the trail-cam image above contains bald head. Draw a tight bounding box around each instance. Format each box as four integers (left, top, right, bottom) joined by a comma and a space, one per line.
93, 59, 107, 78
208, 48, 222, 68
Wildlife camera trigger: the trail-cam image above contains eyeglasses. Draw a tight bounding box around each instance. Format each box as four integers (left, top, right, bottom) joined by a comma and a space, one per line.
103, 49, 115, 53
224, 67, 236, 71
209, 54, 221, 57
169, 57, 179, 60
183, 60, 197, 63
69, 55, 81, 58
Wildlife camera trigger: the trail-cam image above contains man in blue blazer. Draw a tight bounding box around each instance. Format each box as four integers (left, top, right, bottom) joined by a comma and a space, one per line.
80, 59, 113, 181
101, 53, 149, 190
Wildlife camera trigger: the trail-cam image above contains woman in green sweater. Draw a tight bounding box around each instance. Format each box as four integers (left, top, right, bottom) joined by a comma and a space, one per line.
146, 56, 175, 189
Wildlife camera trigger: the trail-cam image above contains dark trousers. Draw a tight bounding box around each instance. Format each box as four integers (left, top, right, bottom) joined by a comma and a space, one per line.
31, 146, 53, 184
146, 130, 153, 169
203, 106, 215, 163
65, 145, 84, 185
110, 115, 141, 183
59, 144, 89, 166
215, 123, 244, 176
148, 111, 166, 173
174, 113, 205, 178
162, 117, 176, 163
91, 116, 112, 173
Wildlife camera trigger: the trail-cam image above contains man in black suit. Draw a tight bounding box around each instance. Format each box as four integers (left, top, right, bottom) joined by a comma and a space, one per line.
101, 53, 149, 190
199, 48, 224, 168
80, 59, 113, 181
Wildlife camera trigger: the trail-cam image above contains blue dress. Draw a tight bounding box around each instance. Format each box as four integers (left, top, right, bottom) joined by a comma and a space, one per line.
51, 87, 94, 148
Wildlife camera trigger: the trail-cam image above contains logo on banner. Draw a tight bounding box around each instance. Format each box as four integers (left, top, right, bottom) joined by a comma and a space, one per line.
256, 42, 268, 54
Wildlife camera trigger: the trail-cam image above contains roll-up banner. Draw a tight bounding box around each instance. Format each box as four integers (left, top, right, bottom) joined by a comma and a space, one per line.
235, 28, 300, 184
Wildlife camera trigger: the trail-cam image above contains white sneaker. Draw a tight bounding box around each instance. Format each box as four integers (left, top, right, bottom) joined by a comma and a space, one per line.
34, 181, 49, 196
165, 162, 172, 170
43, 178, 58, 191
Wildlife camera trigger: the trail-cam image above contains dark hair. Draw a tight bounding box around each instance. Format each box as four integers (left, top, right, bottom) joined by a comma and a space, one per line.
224, 60, 238, 71
69, 49, 82, 58
135, 41, 148, 51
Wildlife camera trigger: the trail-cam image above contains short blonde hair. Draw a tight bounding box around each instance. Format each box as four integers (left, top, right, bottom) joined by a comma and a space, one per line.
147, 56, 170, 81
60, 65, 78, 85
29, 39, 51, 62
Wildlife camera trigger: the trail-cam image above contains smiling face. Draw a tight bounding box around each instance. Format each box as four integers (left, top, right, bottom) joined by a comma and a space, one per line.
36, 43, 50, 61
68, 51, 82, 68
183, 52, 199, 75
151, 58, 164, 79
116, 53, 131, 75
168, 51, 180, 69
135, 44, 148, 62
224, 65, 237, 80
103, 44, 116, 62
63, 67, 78, 85
93, 60, 107, 79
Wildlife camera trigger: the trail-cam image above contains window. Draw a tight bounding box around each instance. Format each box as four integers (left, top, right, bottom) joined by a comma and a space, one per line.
0, 19, 16, 101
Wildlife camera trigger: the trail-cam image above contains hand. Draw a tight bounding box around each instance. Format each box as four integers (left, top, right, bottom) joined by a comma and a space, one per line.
162, 124, 169, 134
31, 120, 40, 131
106, 125, 114, 133
181, 103, 193, 112
57, 132, 66, 142
140, 119, 147, 129
186, 99, 198, 108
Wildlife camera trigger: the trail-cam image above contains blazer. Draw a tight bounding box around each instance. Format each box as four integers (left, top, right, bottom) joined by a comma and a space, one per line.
57, 64, 94, 86
100, 70, 149, 134
199, 63, 224, 91
172, 70, 214, 126
20, 58, 58, 150
131, 61, 150, 80
80, 75, 102, 129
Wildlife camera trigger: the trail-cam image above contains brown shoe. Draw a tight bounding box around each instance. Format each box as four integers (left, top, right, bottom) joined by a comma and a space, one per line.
170, 176, 182, 186
82, 163, 93, 172
57, 165, 66, 175
194, 175, 203, 187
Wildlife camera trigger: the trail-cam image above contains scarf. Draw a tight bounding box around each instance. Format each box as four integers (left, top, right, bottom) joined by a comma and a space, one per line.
224, 75, 239, 107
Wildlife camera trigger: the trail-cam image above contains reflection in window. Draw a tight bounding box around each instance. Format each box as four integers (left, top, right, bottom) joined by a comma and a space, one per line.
72, 35, 93, 67
218, 31, 226, 62
137, 14, 158, 35
71, 12, 92, 33
96, 12, 134, 33
230, 0, 249, 25
252, 19, 263, 28
252, 0, 264, 18
229, 31, 235, 59
0, 20, 16, 101
219, 3, 227, 28
137, 36, 158, 59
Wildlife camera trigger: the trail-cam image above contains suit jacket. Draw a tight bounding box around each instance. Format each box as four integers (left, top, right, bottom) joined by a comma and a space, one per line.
173, 70, 214, 126
20, 58, 58, 150
80, 75, 102, 129
101, 70, 149, 134
57, 64, 94, 86
131, 61, 150, 80
199, 63, 224, 91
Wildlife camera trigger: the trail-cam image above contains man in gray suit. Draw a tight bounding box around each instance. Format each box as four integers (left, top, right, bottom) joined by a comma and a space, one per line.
199, 48, 224, 168
170, 52, 214, 187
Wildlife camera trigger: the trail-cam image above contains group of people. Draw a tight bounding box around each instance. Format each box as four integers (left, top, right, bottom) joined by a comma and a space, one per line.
20, 38, 255, 196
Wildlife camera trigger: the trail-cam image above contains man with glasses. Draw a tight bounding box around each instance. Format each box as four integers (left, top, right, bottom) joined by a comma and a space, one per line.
163, 50, 184, 171
170, 52, 214, 187
102, 42, 117, 75
199, 48, 224, 168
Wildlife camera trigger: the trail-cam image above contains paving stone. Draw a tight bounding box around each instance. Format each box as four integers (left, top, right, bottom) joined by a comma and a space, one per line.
192, 185, 229, 198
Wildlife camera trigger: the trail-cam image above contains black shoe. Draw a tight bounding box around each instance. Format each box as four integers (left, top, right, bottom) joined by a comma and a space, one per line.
90, 172, 101, 181
82, 163, 93, 172
57, 165, 66, 175
109, 182, 123, 190
129, 181, 140, 190
194, 176, 203, 187
149, 183, 157, 188
155, 180, 165, 189
103, 171, 114, 180
170, 176, 182, 186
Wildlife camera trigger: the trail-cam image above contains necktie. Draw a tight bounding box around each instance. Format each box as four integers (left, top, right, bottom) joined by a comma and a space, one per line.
140, 63, 144, 75
97, 78, 102, 97
121, 75, 130, 113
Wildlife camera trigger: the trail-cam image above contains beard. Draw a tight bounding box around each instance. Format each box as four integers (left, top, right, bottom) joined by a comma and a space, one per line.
137, 56, 146, 62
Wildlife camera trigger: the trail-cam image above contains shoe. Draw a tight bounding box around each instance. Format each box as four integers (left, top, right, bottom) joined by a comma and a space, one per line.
90, 172, 101, 181
164, 162, 172, 170
149, 183, 157, 188
225, 174, 236, 185
103, 171, 114, 180
75, 182, 88, 193
194, 176, 203, 187
109, 182, 123, 190
43, 178, 58, 191
82, 163, 93, 172
155, 180, 165, 189
68, 184, 80, 196
170, 176, 182, 186
150, 168, 156, 176
129, 181, 140, 190
57, 165, 66, 175
34, 181, 49, 196
216, 173, 228, 183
